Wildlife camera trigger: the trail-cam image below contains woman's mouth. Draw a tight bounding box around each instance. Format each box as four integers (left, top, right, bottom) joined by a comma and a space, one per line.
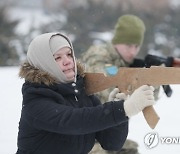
63, 68, 74, 73
63, 68, 75, 80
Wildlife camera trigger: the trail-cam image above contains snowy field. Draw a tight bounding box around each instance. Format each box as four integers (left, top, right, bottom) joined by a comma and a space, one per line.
0, 66, 180, 154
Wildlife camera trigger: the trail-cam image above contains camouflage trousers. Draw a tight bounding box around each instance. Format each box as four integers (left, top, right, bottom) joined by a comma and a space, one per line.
89, 139, 139, 154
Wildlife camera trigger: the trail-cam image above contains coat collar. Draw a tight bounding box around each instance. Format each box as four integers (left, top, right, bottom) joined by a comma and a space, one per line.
19, 60, 85, 86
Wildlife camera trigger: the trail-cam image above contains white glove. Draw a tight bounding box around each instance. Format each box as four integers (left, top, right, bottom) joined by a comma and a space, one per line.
108, 88, 127, 101
124, 85, 155, 118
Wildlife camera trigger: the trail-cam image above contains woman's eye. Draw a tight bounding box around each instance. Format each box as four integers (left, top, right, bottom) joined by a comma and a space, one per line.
55, 57, 61, 61
67, 53, 72, 58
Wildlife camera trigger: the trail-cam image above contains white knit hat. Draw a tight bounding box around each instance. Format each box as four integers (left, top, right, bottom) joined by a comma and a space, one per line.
50, 34, 72, 54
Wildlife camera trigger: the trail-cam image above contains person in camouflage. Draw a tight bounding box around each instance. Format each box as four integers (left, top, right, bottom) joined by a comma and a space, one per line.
82, 14, 157, 154
82, 14, 147, 103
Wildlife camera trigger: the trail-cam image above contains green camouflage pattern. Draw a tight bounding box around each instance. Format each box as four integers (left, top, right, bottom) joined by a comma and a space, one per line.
82, 42, 129, 103
82, 42, 160, 102
89, 139, 139, 154
82, 42, 129, 73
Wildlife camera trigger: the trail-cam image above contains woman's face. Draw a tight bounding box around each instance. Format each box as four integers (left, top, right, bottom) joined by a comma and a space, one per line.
53, 47, 75, 80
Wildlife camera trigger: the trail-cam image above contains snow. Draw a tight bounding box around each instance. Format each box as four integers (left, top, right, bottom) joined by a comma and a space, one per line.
8, 7, 66, 35
128, 85, 180, 153
0, 67, 23, 154
171, 0, 180, 7
0, 67, 180, 154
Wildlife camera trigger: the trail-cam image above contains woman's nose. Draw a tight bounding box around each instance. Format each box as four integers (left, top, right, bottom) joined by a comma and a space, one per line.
63, 56, 71, 65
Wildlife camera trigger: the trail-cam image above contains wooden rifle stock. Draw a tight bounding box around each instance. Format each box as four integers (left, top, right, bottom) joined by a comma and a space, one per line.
84, 66, 180, 129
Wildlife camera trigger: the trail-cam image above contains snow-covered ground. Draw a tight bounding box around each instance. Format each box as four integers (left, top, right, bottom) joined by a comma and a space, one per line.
128, 84, 180, 154
0, 67, 22, 154
0, 67, 180, 154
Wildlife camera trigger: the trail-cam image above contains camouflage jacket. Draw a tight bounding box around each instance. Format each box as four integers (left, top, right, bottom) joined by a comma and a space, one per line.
82, 42, 129, 74
81, 42, 160, 103
82, 42, 130, 103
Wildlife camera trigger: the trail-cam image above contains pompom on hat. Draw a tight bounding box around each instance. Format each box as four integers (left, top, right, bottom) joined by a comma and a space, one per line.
112, 14, 146, 46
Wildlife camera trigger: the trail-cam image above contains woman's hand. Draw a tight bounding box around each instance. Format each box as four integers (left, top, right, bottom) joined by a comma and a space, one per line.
108, 88, 127, 101
124, 85, 155, 118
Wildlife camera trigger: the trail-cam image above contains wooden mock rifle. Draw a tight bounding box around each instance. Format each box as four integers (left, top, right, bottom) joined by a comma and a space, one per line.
84, 66, 180, 129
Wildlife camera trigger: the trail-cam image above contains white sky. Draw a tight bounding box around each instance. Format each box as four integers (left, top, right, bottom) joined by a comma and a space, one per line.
0, 67, 180, 154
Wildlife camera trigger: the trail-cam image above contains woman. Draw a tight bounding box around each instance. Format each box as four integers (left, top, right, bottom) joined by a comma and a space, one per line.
16, 32, 155, 154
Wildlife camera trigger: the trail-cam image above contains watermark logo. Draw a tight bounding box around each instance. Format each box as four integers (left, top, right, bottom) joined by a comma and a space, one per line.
160, 137, 180, 144
144, 132, 180, 149
144, 132, 159, 149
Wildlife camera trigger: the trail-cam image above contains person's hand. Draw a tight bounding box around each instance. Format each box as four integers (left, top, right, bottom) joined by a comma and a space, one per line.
108, 88, 127, 101
124, 85, 155, 118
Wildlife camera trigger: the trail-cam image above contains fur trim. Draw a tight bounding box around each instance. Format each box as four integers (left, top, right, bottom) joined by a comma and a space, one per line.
19, 60, 85, 86
76, 59, 85, 78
